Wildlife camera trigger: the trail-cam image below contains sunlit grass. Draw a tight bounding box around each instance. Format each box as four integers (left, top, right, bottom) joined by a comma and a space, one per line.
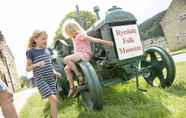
20, 62, 186, 118
171, 48, 186, 55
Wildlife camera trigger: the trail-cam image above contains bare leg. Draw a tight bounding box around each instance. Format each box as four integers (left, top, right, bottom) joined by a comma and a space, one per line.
48, 95, 57, 118
64, 54, 84, 83
0, 91, 18, 118
65, 65, 75, 97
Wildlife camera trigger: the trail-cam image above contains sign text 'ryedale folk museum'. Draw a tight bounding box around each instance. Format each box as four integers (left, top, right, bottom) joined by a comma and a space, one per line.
112, 25, 143, 60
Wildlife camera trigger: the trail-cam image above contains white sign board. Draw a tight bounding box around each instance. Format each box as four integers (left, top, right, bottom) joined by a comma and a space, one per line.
112, 24, 143, 60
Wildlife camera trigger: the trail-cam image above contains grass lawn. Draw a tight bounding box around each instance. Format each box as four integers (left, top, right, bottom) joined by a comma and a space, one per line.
20, 62, 186, 118
170, 48, 186, 55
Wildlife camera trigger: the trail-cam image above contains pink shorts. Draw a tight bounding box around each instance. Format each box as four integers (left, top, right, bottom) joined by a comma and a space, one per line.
76, 52, 92, 62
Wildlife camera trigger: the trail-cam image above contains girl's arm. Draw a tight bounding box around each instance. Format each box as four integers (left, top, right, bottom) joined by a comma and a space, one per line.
86, 36, 113, 47
26, 59, 34, 72
53, 69, 61, 79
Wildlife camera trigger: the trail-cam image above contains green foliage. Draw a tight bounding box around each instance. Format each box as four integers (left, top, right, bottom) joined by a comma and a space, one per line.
171, 47, 186, 54
63, 11, 96, 30
54, 10, 96, 41
53, 10, 96, 56
20, 62, 186, 118
20, 76, 33, 88
139, 10, 166, 40
20, 94, 49, 118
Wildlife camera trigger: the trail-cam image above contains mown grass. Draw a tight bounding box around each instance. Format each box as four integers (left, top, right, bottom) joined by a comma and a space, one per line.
20, 62, 186, 118
170, 48, 186, 55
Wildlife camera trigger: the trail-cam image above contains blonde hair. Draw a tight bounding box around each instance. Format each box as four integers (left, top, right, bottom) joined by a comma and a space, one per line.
27, 30, 47, 49
62, 19, 85, 39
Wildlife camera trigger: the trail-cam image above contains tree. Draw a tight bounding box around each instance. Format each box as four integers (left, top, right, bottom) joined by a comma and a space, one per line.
53, 10, 96, 43
52, 10, 97, 60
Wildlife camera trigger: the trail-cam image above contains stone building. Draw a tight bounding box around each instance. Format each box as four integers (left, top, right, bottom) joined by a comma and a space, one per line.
160, 0, 186, 51
0, 31, 21, 93
143, 36, 168, 49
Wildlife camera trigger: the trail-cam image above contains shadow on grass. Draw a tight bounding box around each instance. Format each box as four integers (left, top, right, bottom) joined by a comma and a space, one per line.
41, 82, 172, 118
43, 102, 50, 118
77, 86, 171, 118
42, 97, 80, 118
165, 82, 186, 97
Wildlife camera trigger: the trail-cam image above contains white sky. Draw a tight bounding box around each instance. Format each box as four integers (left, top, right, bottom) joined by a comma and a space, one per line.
0, 0, 172, 76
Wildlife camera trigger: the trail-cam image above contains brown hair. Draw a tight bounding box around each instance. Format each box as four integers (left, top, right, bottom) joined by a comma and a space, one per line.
27, 30, 47, 49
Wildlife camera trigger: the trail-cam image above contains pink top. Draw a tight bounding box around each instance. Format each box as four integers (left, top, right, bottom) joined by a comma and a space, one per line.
73, 32, 92, 59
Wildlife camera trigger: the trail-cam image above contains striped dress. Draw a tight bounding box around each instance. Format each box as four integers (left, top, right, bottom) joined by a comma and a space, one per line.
26, 48, 56, 98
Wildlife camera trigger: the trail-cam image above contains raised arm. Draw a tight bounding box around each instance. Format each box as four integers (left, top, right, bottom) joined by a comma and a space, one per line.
86, 36, 113, 47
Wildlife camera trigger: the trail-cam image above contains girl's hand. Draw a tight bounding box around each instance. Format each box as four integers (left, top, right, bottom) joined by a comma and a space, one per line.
54, 71, 62, 79
105, 41, 114, 47
56, 72, 62, 78
36, 61, 46, 67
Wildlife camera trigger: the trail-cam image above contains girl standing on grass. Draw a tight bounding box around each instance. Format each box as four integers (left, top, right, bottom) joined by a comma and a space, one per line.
62, 19, 113, 97
26, 30, 59, 118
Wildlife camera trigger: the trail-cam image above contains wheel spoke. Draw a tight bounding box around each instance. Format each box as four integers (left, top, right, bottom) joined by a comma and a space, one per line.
149, 52, 158, 61
157, 60, 165, 70
157, 71, 164, 80
157, 71, 165, 86
144, 70, 156, 86
142, 60, 152, 67
143, 46, 176, 88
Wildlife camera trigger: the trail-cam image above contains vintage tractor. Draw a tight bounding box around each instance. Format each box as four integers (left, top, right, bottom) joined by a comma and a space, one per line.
53, 6, 176, 111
